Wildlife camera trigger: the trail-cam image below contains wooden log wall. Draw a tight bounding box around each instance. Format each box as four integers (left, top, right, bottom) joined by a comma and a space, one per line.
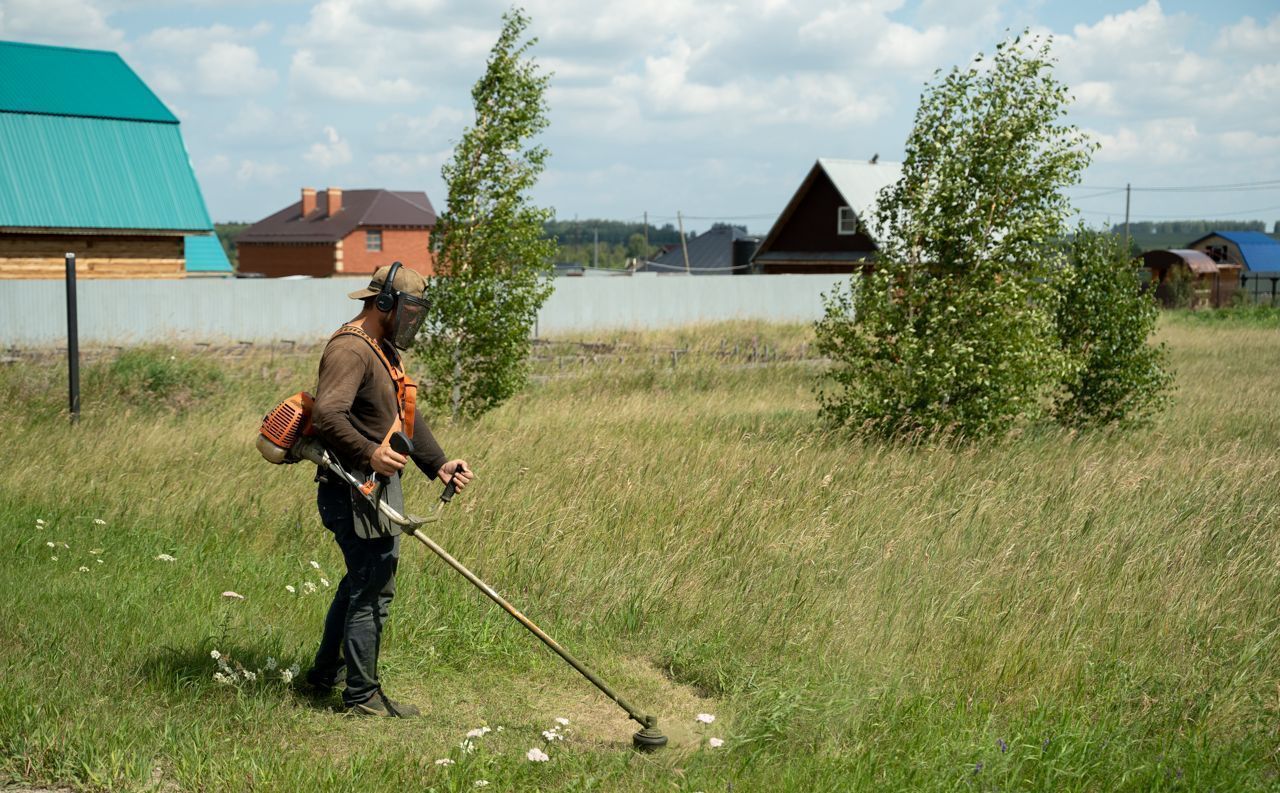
0, 234, 185, 279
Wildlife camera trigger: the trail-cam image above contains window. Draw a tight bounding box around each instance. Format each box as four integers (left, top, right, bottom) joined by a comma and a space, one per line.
366, 230, 383, 252
837, 207, 858, 235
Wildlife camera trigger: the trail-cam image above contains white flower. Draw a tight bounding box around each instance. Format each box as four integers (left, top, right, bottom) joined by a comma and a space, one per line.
473, 782, 489, 788
93, 518, 106, 526
288, 663, 301, 676
243, 670, 257, 682
36, 519, 45, 527
265, 657, 277, 671
495, 726, 504, 732
213, 672, 232, 685
78, 566, 89, 573
280, 669, 294, 684
46, 541, 55, 548
50, 556, 58, 561
708, 737, 724, 748
465, 726, 491, 739
695, 713, 716, 724
310, 560, 321, 569
89, 548, 102, 555
460, 740, 475, 754
321, 578, 331, 587
60, 542, 69, 549
526, 747, 549, 762
434, 758, 454, 766
541, 730, 559, 741
303, 581, 318, 594
210, 650, 221, 660
222, 591, 245, 600
555, 717, 570, 726
156, 553, 176, 562
285, 585, 296, 594
96, 559, 104, 564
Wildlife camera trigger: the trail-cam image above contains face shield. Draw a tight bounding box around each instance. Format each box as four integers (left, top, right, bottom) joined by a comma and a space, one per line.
390, 292, 429, 350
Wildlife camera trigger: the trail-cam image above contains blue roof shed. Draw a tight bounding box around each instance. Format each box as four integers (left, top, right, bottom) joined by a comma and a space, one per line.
184, 234, 232, 275
1188, 230, 1280, 277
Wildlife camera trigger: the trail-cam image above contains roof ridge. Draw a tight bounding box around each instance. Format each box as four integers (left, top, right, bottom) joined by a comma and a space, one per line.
0, 39, 118, 56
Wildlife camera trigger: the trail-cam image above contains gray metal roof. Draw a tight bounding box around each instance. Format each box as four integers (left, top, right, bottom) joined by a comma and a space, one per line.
816, 158, 902, 231
646, 225, 758, 274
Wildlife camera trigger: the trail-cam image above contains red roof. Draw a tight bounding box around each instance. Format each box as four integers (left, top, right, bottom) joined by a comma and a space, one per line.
238, 189, 436, 244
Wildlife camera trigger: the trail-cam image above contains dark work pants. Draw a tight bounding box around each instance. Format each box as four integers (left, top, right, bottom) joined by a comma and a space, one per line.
312, 480, 400, 707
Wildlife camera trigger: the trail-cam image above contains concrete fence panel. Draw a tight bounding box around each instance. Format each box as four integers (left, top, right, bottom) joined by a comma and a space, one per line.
0, 275, 851, 347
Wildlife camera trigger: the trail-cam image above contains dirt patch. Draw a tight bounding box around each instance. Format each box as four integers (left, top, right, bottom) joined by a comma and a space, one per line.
294, 655, 725, 766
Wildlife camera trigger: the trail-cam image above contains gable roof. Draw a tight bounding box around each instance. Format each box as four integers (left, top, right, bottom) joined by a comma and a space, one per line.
184, 234, 232, 274
1189, 230, 1280, 274
0, 40, 177, 123
237, 190, 438, 244
648, 225, 758, 273
755, 158, 901, 256
0, 41, 211, 232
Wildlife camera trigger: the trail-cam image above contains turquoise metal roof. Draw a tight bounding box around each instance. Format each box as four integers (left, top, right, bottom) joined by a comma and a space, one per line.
0, 112, 212, 231
184, 234, 232, 273
0, 40, 177, 122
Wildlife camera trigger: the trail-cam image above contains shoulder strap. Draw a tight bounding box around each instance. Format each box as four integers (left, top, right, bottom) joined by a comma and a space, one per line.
331, 325, 417, 441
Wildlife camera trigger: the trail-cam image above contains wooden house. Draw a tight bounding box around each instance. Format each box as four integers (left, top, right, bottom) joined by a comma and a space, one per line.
750, 158, 901, 274
0, 41, 222, 279
1140, 249, 1240, 308
1187, 230, 1280, 303
236, 188, 437, 278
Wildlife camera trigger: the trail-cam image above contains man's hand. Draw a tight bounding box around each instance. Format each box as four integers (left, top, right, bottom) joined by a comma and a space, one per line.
370, 445, 407, 477
439, 459, 474, 492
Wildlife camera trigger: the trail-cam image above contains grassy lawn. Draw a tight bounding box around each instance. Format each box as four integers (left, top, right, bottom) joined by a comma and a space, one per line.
1, 315, 1278, 791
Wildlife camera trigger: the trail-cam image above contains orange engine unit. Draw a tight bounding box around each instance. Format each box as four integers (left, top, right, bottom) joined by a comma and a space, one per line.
259, 392, 315, 453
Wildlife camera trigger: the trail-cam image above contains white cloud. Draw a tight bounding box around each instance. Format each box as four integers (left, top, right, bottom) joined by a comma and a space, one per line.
1214, 14, 1280, 55
304, 126, 353, 168
235, 158, 287, 184
375, 108, 468, 151
196, 42, 278, 96
289, 49, 421, 102
1086, 118, 1200, 165
0, 0, 124, 48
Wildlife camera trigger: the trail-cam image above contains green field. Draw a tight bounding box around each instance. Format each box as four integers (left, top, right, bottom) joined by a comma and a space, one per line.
2, 315, 1278, 791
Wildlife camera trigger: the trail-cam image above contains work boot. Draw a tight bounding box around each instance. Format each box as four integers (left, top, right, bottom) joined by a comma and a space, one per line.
347, 690, 421, 718
304, 664, 346, 693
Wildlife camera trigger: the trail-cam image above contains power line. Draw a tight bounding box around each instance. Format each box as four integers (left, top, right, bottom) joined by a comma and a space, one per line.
1068, 178, 1280, 193
1076, 202, 1280, 220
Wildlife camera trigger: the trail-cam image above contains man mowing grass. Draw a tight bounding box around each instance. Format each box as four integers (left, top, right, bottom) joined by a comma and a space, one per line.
305, 262, 473, 717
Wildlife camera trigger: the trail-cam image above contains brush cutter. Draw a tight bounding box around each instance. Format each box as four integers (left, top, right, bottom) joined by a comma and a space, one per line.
256, 394, 668, 750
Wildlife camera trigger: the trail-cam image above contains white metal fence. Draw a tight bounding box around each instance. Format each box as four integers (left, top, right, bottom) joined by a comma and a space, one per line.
0, 274, 850, 347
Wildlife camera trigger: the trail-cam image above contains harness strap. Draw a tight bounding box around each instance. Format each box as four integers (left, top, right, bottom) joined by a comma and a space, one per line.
331, 325, 417, 443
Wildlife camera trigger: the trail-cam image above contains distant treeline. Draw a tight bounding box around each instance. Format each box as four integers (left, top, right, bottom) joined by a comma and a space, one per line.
1110, 220, 1279, 237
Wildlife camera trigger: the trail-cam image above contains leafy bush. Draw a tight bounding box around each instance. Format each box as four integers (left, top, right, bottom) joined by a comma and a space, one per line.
1053, 230, 1172, 428
815, 33, 1092, 439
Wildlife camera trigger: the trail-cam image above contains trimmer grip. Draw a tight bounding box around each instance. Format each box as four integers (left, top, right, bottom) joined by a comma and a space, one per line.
441, 462, 467, 503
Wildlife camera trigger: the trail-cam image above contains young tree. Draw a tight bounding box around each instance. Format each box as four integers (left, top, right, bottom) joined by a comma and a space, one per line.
1053, 228, 1172, 428
416, 7, 556, 421
815, 33, 1095, 438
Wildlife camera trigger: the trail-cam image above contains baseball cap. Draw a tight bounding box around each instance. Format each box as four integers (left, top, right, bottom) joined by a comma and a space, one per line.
348, 263, 427, 300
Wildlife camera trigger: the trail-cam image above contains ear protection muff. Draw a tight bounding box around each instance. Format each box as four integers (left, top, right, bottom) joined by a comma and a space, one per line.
375, 261, 403, 313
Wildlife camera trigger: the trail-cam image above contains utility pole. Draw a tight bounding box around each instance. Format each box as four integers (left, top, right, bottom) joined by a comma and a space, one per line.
677, 211, 690, 274
1124, 183, 1131, 252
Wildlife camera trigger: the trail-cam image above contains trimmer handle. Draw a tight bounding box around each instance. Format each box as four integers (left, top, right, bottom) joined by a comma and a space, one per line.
441, 462, 467, 503
374, 431, 416, 484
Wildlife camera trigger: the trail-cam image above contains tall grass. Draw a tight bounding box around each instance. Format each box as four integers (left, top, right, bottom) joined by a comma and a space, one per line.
1, 318, 1277, 791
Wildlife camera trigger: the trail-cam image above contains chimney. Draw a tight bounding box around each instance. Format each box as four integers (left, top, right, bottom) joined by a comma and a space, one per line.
301, 187, 316, 217
326, 187, 343, 217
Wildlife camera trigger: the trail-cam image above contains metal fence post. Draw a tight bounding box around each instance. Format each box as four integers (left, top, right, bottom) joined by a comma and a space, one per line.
65, 252, 80, 424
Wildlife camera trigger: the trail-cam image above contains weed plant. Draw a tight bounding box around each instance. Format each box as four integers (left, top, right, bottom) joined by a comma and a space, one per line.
1, 321, 1277, 791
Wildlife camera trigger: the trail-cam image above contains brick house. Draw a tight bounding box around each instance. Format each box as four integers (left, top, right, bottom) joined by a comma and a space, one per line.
236, 187, 437, 278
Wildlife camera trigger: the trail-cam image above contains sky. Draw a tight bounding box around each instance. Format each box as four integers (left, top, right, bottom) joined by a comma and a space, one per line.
1, 0, 1277, 233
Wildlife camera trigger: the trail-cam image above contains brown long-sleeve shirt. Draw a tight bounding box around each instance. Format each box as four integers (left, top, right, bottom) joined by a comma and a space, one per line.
312, 331, 447, 480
